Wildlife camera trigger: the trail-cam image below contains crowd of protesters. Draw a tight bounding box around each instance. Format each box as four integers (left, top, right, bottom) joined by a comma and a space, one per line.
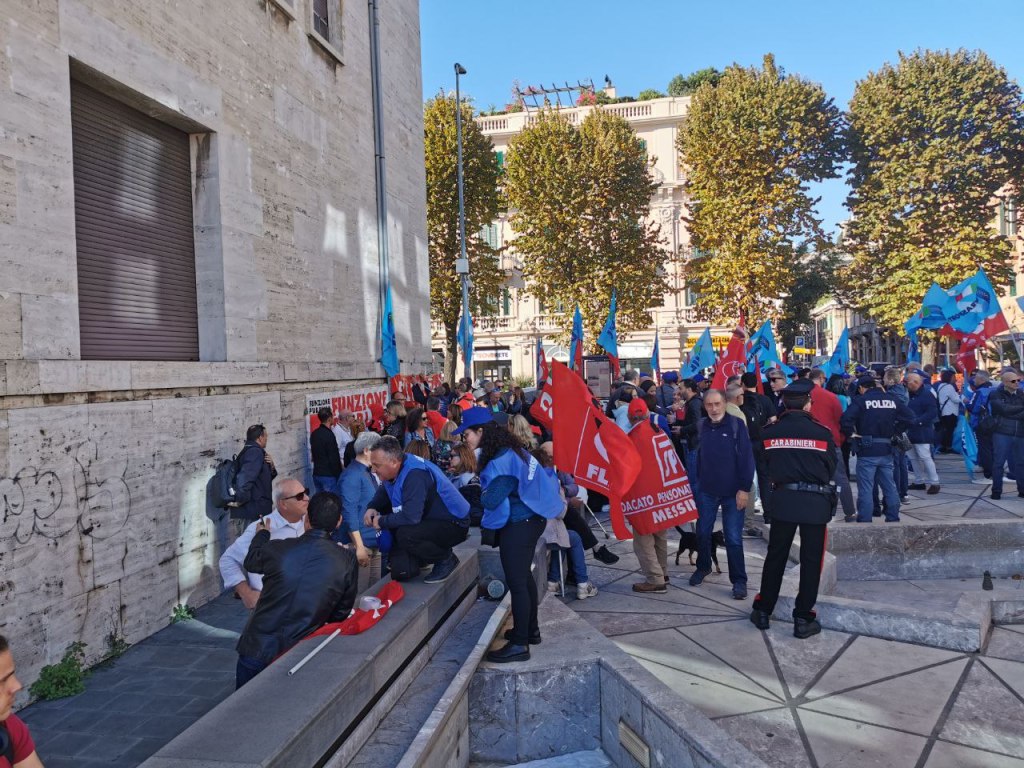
209, 360, 1024, 685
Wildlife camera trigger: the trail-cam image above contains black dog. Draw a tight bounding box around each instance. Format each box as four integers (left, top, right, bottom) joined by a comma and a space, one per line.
674, 527, 724, 573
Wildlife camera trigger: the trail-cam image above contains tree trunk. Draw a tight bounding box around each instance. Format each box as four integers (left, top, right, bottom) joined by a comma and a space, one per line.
443, 321, 459, 385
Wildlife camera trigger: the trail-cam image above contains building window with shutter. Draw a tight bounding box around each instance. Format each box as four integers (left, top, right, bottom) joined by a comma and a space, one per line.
313, 0, 329, 37
308, 0, 343, 65
70, 81, 200, 361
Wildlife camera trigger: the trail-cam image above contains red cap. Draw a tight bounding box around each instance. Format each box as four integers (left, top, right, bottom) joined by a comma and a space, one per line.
627, 398, 649, 417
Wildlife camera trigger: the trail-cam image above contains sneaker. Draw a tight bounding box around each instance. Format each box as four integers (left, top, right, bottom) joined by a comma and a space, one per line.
576, 582, 598, 600
732, 583, 748, 600
843, 514, 856, 523
593, 545, 619, 565
992, 492, 1002, 500
794, 617, 822, 639
546, 581, 560, 593
926, 485, 940, 495
423, 554, 459, 584
971, 478, 990, 485
749, 608, 770, 630
632, 581, 667, 594
908, 483, 926, 491
900, 496, 910, 503
688, 570, 711, 587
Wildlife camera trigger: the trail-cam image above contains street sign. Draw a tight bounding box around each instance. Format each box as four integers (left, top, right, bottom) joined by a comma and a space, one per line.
794, 335, 805, 348
793, 346, 816, 355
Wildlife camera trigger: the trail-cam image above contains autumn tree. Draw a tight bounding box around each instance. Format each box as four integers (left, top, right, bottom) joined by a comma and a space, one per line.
776, 245, 845, 348
667, 67, 722, 96
503, 109, 668, 345
424, 94, 503, 383
677, 54, 845, 324
844, 49, 1024, 330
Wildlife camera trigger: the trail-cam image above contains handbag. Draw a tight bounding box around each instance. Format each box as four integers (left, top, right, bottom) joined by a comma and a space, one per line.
891, 432, 913, 452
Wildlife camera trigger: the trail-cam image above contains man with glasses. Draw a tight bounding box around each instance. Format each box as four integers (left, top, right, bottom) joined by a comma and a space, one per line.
220, 476, 309, 610
989, 370, 1024, 500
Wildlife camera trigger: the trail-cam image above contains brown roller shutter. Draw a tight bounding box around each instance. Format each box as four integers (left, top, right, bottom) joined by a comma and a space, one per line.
71, 80, 200, 361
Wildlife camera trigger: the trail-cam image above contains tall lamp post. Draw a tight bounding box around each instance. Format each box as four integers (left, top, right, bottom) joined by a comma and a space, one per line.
454, 62, 471, 382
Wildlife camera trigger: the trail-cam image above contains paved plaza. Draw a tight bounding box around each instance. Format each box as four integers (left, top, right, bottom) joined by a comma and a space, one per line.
17, 455, 1024, 768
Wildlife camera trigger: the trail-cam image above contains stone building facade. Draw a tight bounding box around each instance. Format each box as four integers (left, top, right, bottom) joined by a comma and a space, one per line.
0, 0, 429, 695
431, 96, 732, 382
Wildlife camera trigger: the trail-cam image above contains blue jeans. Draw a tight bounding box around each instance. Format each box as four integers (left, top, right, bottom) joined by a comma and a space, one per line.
548, 530, 588, 584
857, 455, 899, 522
992, 433, 1024, 495
312, 474, 340, 496
695, 492, 746, 585
236, 655, 268, 689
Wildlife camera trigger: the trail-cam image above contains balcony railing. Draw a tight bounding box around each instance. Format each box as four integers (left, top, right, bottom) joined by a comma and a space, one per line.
476, 96, 690, 135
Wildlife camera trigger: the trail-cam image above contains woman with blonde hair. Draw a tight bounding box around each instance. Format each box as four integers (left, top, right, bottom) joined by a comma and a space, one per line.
434, 419, 458, 473
507, 414, 537, 451
447, 403, 463, 427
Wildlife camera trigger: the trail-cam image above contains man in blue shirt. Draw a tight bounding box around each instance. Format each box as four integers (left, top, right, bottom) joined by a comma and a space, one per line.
689, 388, 756, 599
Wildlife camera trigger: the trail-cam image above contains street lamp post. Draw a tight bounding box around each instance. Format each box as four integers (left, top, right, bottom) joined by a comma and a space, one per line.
454, 62, 471, 382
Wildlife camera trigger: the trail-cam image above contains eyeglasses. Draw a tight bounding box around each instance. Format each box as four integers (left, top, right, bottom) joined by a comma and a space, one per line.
1009, 380, 1021, 384
283, 488, 309, 501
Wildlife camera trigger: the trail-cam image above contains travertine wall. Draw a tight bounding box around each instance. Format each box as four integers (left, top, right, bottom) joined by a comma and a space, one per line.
0, 0, 428, 697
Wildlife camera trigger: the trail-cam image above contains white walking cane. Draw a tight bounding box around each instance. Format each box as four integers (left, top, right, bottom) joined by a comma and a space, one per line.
288, 628, 341, 676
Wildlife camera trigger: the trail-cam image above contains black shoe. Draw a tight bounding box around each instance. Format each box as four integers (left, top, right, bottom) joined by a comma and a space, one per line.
749, 609, 770, 630
486, 643, 530, 663
908, 483, 927, 491
992, 492, 1002, 500
794, 617, 822, 639
423, 554, 459, 584
504, 628, 541, 645
593, 545, 619, 565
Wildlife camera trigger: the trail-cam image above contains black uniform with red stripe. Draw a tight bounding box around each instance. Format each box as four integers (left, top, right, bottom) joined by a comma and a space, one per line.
754, 408, 838, 621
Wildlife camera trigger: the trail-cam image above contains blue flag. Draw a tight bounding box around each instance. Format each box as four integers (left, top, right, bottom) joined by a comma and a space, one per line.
907, 330, 921, 364
905, 282, 954, 336
569, 305, 584, 371
381, 285, 400, 378
682, 328, 716, 379
457, 304, 474, 379
824, 327, 850, 377
650, 331, 661, 381
597, 290, 619, 358
747, 321, 783, 366
944, 268, 1005, 334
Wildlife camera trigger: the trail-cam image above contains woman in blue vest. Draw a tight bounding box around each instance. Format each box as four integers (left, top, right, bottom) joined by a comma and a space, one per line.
456, 408, 563, 663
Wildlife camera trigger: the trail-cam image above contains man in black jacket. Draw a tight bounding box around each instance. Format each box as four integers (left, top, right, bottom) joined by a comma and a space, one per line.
740, 372, 777, 523
235, 492, 357, 688
675, 378, 705, 493
231, 424, 277, 521
750, 379, 837, 639
310, 406, 343, 495
989, 370, 1024, 499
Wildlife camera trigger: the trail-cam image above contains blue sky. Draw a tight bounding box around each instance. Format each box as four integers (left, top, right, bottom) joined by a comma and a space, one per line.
421, 0, 1024, 234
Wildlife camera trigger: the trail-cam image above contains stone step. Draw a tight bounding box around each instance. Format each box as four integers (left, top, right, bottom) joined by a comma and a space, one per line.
472, 749, 613, 767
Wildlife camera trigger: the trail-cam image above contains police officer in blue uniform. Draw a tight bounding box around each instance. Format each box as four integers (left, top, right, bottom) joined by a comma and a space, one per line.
750, 379, 837, 639
840, 375, 915, 523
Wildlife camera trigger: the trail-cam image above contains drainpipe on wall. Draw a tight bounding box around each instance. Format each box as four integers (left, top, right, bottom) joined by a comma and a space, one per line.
368, 0, 390, 365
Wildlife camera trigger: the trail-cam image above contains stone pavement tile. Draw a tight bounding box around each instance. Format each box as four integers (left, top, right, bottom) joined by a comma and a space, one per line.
963, 503, 1019, 519
714, 707, 811, 768
939, 660, 1024, 758
924, 740, 1024, 768
764, 627, 852, 700
580, 611, 743, 637
805, 636, 963, 700
16, 703, 71, 731
678, 621, 787, 700
985, 628, 1024, 664
802, 658, 968, 736
571, 586, 741, 617
614, 627, 783, 703
799, 710, 927, 768
570, 564, 635, 589
980, 656, 1024, 694
829, 580, 961, 613
631, 655, 782, 720
996, 623, 1024, 635
598, 579, 747, 615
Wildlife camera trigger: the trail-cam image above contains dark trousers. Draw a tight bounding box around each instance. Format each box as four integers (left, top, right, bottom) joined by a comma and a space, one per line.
499, 515, 546, 646
393, 519, 468, 567
236, 655, 268, 689
563, 500, 598, 550
992, 433, 1024, 495
938, 414, 958, 452
755, 519, 827, 620
977, 431, 994, 477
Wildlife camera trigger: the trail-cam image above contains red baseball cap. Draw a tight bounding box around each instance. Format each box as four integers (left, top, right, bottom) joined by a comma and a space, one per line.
627, 398, 649, 417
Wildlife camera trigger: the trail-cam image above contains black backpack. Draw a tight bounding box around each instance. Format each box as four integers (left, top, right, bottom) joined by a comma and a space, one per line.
0, 720, 13, 766
210, 446, 250, 509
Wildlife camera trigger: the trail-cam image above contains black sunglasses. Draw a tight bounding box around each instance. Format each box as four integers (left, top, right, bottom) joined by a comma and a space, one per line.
284, 488, 309, 501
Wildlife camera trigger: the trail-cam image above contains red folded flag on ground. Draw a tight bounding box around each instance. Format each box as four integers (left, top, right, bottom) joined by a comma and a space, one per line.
305, 580, 405, 639
712, 326, 748, 390
610, 420, 698, 540
549, 361, 641, 504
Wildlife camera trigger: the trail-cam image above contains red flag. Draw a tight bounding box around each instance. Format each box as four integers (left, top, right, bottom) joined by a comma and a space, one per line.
549, 362, 641, 502
538, 345, 550, 386
611, 420, 698, 540
608, 354, 620, 379
712, 327, 748, 389
530, 383, 554, 431
753, 359, 765, 395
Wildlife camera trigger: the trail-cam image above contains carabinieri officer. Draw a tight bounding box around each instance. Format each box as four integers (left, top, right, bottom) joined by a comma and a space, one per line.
750, 378, 837, 639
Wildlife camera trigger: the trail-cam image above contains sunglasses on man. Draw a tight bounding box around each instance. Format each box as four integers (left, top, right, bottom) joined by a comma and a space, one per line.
283, 488, 309, 501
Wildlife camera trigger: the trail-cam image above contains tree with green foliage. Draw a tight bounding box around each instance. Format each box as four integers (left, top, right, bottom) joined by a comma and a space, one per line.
667, 67, 722, 96
776, 246, 845, 348
424, 94, 504, 383
503, 109, 668, 345
637, 88, 665, 101
844, 49, 1024, 330
677, 54, 845, 324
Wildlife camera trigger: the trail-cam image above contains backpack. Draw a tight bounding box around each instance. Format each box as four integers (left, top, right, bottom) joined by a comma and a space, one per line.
0, 720, 13, 766
211, 446, 250, 509
976, 400, 997, 436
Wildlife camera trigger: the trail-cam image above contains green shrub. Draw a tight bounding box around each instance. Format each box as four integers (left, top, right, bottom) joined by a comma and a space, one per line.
171, 603, 196, 623
30, 642, 88, 700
